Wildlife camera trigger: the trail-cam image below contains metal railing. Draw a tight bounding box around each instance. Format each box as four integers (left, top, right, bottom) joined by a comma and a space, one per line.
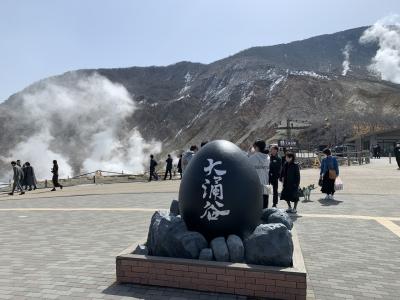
295, 150, 371, 169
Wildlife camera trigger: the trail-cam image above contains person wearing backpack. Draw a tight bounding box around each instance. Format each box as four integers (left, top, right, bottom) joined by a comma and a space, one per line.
320, 148, 339, 200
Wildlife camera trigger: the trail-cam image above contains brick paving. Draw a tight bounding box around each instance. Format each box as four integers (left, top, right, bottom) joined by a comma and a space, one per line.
0, 159, 399, 299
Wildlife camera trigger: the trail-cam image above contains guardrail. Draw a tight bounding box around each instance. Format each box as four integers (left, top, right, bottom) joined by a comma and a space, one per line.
295, 150, 370, 169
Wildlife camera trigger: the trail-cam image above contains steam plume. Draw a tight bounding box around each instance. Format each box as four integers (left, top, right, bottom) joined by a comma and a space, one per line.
360, 15, 400, 83
2, 72, 161, 179
342, 42, 352, 76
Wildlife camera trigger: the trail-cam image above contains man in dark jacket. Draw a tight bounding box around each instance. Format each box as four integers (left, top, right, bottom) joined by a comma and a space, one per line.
394, 142, 400, 170
24, 162, 37, 190
177, 154, 183, 179
164, 154, 173, 180
376, 144, 381, 159
9, 161, 25, 195
269, 145, 282, 208
149, 155, 158, 181
51, 160, 63, 191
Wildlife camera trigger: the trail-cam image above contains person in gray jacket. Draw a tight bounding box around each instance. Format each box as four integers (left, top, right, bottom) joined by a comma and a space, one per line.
248, 139, 270, 208
181, 145, 198, 174
9, 161, 25, 195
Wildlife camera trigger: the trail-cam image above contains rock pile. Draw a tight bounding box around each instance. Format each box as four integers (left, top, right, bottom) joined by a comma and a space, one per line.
132, 200, 294, 267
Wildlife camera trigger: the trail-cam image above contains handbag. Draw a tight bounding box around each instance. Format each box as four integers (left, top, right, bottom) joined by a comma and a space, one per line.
328, 159, 337, 180
335, 177, 344, 191
328, 169, 337, 180
263, 184, 273, 195
318, 178, 323, 187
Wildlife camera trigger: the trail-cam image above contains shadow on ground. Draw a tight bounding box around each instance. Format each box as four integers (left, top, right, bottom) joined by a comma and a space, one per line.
318, 198, 343, 206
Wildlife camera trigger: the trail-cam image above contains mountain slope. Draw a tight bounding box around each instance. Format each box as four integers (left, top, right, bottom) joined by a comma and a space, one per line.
1, 26, 399, 176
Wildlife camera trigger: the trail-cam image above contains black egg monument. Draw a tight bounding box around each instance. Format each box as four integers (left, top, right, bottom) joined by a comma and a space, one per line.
179, 140, 263, 240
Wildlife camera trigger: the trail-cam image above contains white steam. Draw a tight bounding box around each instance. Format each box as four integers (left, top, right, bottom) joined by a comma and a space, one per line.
3, 73, 161, 179
360, 15, 400, 83
342, 42, 352, 76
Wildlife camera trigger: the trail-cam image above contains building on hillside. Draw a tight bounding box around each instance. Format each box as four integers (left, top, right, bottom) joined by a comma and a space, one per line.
345, 128, 400, 156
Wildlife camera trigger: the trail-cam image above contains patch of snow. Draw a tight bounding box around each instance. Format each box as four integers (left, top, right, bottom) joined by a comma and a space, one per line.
290, 70, 330, 80
179, 72, 193, 95
171, 94, 190, 103
269, 75, 286, 93
239, 90, 255, 107
174, 129, 183, 138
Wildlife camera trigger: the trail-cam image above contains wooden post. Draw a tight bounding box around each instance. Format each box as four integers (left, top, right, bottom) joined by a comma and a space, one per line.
45, 180, 48, 188
93, 176, 96, 184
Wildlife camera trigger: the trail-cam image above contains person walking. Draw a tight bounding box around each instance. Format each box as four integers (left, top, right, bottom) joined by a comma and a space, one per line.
22, 163, 28, 190
280, 152, 300, 213
177, 154, 183, 179
394, 142, 400, 170
51, 160, 63, 191
24, 162, 37, 190
148, 155, 158, 181
320, 148, 339, 200
182, 145, 198, 174
8, 161, 25, 195
248, 139, 270, 209
269, 145, 282, 208
164, 154, 173, 180
376, 144, 381, 159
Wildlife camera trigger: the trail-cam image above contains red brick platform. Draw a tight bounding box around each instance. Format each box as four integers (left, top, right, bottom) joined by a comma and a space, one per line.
116, 229, 306, 299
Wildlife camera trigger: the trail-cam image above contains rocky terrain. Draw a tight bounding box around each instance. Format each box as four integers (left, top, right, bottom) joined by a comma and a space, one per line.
1, 26, 400, 176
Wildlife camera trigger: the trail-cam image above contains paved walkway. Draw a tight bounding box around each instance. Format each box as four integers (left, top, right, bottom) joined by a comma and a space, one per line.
0, 158, 399, 299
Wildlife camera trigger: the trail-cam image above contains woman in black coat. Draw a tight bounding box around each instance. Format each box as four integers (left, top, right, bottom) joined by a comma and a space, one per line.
280, 152, 301, 213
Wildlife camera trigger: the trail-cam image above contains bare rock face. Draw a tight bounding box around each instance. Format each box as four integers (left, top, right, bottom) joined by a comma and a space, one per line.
244, 223, 293, 267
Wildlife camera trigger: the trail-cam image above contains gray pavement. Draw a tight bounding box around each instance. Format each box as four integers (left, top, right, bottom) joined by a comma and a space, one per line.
0, 159, 399, 300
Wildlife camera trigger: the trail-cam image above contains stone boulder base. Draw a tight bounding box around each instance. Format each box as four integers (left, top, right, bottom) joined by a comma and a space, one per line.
198, 248, 214, 261
146, 211, 207, 259
267, 210, 294, 230
226, 234, 244, 263
210, 237, 230, 262
244, 223, 293, 267
133, 244, 148, 255
169, 199, 180, 216
260, 207, 285, 222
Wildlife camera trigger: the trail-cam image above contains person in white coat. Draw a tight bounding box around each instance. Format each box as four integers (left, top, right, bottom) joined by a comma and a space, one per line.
248, 139, 270, 208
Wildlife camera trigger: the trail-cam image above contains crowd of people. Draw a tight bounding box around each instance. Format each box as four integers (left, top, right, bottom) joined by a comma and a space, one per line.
8, 160, 63, 196
148, 139, 341, 214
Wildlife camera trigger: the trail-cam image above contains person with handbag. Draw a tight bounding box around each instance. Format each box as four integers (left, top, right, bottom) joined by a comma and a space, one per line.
320, 148, 339, 200
248, 139, 270, 208
280, 152, 300, 213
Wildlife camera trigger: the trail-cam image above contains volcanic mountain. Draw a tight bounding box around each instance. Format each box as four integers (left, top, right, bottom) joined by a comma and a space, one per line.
1, 26, 399, 176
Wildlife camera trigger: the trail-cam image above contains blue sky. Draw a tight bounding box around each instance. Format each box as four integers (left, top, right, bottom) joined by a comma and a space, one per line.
1, 0, 399, 101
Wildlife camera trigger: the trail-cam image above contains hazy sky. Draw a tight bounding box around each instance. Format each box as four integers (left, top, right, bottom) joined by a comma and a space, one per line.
1, 0, 399, 101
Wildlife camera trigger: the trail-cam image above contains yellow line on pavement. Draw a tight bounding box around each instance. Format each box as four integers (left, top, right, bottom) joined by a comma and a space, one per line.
375, 218, 400, 238
298, 213, 400, 222
0, 208, 163, 212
